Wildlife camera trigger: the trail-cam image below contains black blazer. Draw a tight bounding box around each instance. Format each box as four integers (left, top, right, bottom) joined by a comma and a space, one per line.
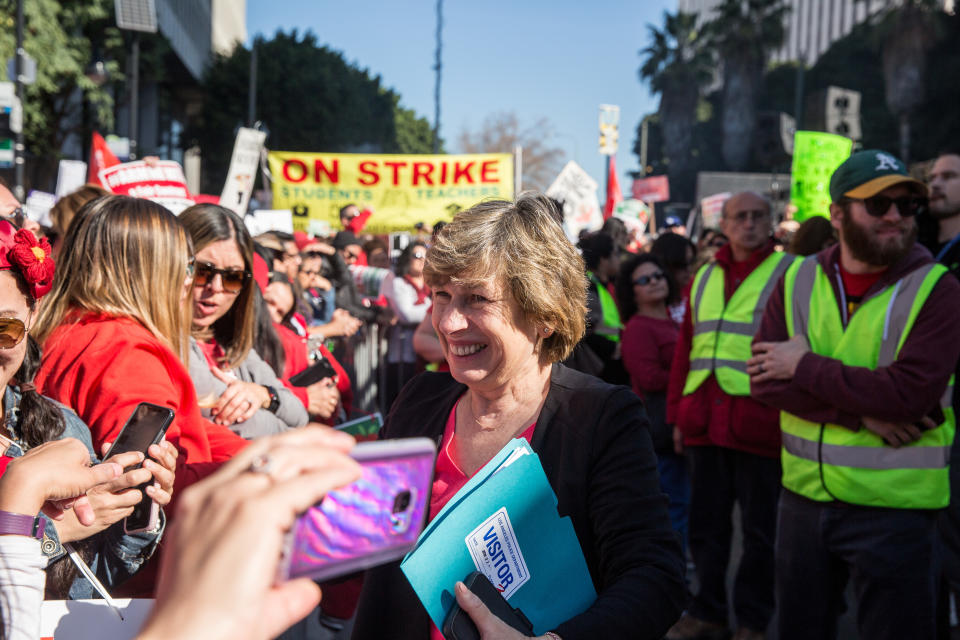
351, 364, 686, 640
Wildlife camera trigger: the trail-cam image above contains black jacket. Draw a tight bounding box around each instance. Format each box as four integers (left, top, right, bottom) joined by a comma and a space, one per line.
351, 364, 686, 640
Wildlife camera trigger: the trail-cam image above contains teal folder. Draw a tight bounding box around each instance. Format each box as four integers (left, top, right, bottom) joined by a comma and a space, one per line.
400, 439, 596, 634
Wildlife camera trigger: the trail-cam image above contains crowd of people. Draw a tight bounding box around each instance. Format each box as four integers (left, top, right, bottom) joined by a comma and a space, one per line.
0, 146, 958, 640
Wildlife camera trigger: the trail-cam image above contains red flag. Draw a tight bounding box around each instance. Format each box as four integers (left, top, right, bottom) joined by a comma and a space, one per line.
87, 132, 120, 188
603, 155, 622, 220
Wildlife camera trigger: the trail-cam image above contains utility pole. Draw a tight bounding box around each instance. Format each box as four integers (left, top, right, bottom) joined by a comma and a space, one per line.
432, 0, 443, 153
248, 40, 258, 127
129, 33, 140, 159
13, 0, 24, 200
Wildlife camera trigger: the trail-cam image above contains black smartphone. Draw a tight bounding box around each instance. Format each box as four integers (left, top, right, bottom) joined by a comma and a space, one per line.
289, 357, 338, 387
104, 402, 175, 534
442, 572, 534, 640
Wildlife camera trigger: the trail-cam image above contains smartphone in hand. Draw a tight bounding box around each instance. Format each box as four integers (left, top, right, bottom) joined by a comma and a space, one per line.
103, 402, 175, 534
442, 571, 535, 640
277, 437, 436, 582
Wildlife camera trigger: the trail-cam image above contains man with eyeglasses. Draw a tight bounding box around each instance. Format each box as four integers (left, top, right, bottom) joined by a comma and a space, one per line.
750, 149, 960, 640
665, 192, 794, 640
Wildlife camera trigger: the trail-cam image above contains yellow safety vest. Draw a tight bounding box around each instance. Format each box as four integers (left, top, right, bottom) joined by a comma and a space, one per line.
780, 256, 955, 509
588, 272, 622, 343
683, 252, 795, 397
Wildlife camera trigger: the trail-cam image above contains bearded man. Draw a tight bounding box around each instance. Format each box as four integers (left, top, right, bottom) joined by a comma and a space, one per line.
748, 149, 960, 640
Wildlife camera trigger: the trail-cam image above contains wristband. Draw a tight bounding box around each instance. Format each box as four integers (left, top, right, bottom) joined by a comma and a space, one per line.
264, 386, 280, 414
0, 510, 45, 539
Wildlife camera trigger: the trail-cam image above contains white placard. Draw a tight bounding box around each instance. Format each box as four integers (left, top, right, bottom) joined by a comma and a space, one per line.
220, 127, 267, 216
24, 190, 57, 226
40, 598, 153, 639
546, 161, 603, 241
245, 209, 294, 236
56, 160, 88, 198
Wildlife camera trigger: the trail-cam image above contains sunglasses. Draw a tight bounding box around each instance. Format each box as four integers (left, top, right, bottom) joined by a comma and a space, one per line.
412, 251, 426, 260
300, 269, 321, 277
193, 261, 251, 294
634, 272, 667, 286
1, 207, 25, 229
0, 317, 26, 349
853, 195, 928, 218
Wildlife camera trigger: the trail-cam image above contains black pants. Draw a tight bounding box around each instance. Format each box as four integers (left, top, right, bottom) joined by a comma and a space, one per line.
687, 446, 780, 631
776, 490, 939, 640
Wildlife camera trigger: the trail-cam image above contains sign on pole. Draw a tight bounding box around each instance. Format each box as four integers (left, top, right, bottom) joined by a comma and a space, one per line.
789, 131, 852, 222
631, 175, 670, 203
267, 152, 514, 233
220, 128, 266, 216
613, 198, 651, 236
598, 105, 619, 156
700, 192, 732, 229
546, 160, 603, 241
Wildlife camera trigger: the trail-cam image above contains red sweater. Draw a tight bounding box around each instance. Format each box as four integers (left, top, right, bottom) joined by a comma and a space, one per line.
36, 312, 248, 495
666, 242, 782, 458
621, 313, 678, 399
274, 322, 353, 420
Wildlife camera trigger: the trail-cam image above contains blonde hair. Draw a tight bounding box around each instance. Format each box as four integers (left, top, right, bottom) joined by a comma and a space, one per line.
424, 193, 587, 363
34, 195, 193, 362
49, 184, 109, 236
179, 203, 256, 369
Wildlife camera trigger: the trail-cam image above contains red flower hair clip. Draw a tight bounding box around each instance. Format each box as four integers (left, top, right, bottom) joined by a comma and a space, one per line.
3, 228, 55, 299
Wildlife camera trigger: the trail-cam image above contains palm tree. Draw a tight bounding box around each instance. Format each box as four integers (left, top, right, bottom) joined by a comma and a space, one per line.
638, 11, 713, 202
861, 0, 941, 162
703, 0, 790, 171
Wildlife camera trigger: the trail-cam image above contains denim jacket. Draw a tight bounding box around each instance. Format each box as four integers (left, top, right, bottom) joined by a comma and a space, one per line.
1, 385, 164, 598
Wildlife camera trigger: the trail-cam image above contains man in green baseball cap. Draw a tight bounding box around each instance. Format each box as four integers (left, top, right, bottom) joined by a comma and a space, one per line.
749, 147, 960, 639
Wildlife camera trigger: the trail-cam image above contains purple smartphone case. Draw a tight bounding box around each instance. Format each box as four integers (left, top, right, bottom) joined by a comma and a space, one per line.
279, 438, 436, 582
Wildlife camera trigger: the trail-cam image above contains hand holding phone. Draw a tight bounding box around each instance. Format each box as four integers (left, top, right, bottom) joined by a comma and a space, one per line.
443, 572, 535, 640
102, 402, 175, 533
278, 438, 436, 582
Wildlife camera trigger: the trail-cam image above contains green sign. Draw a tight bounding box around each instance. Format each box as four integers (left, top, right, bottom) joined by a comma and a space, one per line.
789, 131, 853, 222
0, 138, 12, 169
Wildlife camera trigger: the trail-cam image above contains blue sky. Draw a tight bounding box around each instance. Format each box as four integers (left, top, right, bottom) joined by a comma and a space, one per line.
246, 0, 675, 191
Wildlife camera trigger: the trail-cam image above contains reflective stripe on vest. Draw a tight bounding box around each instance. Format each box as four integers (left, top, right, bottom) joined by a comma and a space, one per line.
781, 257, 954, 509
683, 252, 794, 396
589, 273, 622, 342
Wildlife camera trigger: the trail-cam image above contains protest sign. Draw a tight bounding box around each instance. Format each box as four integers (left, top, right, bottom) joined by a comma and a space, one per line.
631, 175, 670, 203
99, 160, 195, 214
613, 198, 651, 235
24, 190, 56, 227
40, 598, 153, 639
700, 192, 731, 229
789, 131, 852, 222
220, 127, 266, 215
244, 209, 294, 236
546, 161, 603, 241
267, 152, 514, 233
56, 160, 88, 198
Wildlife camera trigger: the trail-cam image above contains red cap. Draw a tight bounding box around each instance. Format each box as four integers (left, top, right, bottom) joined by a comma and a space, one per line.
0, 221, 55, 299
294, 230, 312, 251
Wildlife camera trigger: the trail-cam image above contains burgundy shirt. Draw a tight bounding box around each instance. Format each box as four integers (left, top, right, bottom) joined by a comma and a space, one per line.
622, 314, 679, 399
752, 243, 960, 428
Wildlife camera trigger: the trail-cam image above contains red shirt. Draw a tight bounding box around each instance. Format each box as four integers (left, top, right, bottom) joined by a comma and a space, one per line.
621, 314, 679, 399
37, 312, 248, 492
428, 400, 536, 639
274, 322, 353, 420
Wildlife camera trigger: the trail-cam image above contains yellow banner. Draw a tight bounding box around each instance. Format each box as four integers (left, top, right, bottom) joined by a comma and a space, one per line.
267, 152, 515, 233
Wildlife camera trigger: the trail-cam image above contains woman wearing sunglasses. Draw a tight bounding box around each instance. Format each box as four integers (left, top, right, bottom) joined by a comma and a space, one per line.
382, 240, 430, 411
179, 204, 308, 439
33, 197, 249, 569
616, 253, 690, 551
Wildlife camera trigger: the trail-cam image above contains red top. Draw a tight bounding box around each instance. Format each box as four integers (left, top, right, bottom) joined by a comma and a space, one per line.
428, 401, 536, 640
274, 322, 353, 421
621, 314, 679, 399
666, 241, 783, 457
36, 312, 248, 496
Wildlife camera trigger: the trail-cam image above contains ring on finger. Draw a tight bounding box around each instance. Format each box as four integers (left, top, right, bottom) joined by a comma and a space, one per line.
247, 453, 275, 477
